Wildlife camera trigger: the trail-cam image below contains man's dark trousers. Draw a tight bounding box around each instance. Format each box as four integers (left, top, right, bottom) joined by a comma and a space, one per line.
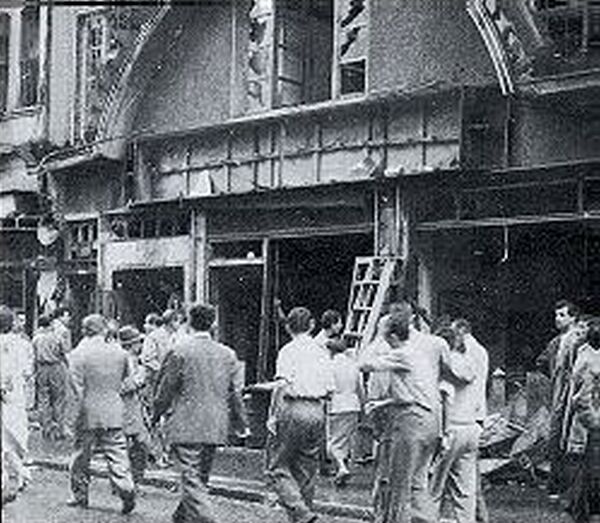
266, 398, 324, 523
171, 443, 218, 523
37, 361, 66, 437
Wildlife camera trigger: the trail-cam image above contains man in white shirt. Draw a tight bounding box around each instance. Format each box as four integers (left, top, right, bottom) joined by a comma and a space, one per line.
430, 319, 489, 523
266, 307, 335, 523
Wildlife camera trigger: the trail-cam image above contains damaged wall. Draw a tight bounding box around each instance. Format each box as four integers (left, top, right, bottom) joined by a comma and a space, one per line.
55, 167, 123, 216
138, 95, 462, 201
101, 236, 193, 304
369, 0, 497, 93
133, 2, 232, 136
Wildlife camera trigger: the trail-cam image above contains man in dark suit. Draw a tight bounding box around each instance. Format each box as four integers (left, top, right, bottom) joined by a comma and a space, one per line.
66, 314, 135, 514
536, 299, 580, 500
153, 303, 248, 523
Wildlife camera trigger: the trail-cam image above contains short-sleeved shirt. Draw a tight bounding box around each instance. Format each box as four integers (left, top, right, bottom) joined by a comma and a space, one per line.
330, 352, 362, 414
276, 333, 335, 399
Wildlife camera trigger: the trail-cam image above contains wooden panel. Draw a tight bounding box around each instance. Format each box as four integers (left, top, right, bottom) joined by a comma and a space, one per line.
320, 149, 364, 182
281, 156, 314, 187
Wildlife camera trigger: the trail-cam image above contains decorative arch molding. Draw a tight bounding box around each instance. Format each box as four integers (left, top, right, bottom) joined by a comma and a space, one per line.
95, 5, 179, 157
467, 0, 544, 96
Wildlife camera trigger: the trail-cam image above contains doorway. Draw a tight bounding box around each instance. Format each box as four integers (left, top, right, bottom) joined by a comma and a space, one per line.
209, 264, 263, 384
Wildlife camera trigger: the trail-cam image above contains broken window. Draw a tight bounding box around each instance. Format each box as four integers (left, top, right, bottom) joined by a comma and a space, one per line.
274, 0, 333, 107
247, 0, 274, 112
247, 0, 344, 111
19, 5, 39, 107
336, 0, 368, 96
0, 13, 9, 113
532, 0, 600, 57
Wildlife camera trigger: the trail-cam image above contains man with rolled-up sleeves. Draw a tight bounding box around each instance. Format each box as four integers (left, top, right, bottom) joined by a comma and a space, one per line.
265, 307, 335, 523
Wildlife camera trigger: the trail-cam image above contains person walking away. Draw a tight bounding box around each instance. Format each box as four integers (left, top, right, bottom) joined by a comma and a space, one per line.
362, 301, 475, 523
313, 309, 343, 476
66, 314, 136, 514
564, 316, 600, 522
118, 326, 150, 490
430, 319, 489, 523
0, 306, 32, 499
13, 312, 35, 416
327, 338, 363, 486
141, 311, 177, 468
52, 306, 72, 354
152, 303, 248, 523
33, 315, 67, 440
536, 300, 579, 500
264, 307, 335, 523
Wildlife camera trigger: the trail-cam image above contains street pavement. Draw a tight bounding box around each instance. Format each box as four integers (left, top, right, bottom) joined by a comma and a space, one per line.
22, 429, 579, 523
2, 468, 361, 523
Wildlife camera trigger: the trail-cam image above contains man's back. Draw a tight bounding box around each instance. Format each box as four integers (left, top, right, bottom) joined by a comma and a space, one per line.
33, 327, 63, 364
70, 336, 128, 429
160, 333, 243, 444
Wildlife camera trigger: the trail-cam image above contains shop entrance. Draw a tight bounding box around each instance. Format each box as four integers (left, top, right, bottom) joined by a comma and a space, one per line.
419, 222, 593, 379
112, 267, 184, 329
209, 264, 263, 384
269, 233, 373, 373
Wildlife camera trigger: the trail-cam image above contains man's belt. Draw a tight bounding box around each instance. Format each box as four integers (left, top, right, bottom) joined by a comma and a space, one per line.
284, 395, 326, 402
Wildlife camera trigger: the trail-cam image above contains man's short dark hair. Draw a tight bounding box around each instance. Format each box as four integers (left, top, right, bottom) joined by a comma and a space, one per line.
453, 318, 472, 333
54, 306, 70, 319
321, 309, 341, 330
38, 315, 52, 328
145, 313, 163, 327
0, 306, 14, 334
286, 307, 313, 335
555, 300, 580, 319
387, 301, 411, 342
162, 309, 178, 325
189, 304, 215, 332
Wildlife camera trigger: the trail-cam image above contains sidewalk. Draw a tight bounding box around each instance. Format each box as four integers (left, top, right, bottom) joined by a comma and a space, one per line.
28, 430, 569, 523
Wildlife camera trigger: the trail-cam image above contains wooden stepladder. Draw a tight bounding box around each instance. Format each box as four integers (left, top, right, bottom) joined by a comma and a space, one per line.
343, 256, 404, 351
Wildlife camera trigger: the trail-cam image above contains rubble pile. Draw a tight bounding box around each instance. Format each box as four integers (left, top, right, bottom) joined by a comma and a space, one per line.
479, 371, 552, 485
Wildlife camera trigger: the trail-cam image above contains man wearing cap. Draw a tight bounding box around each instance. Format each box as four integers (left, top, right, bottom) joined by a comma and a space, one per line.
118, 326, 150, 489
153, 303, 248, 523
66, 314, 136, 514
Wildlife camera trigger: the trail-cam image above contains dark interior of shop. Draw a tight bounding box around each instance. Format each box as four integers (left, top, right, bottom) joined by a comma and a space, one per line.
430, 222, 595, 383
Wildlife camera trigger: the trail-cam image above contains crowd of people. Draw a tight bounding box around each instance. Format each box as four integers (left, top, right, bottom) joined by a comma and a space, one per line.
1, 297, 598, 523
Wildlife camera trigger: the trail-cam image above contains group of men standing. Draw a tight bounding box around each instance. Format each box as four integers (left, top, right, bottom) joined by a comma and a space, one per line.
264, 301, 489, 523
536, 300, 600, 522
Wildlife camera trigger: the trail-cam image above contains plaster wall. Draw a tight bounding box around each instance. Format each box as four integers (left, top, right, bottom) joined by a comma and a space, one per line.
102, 236, 193, 303
369, 0, 496, 94
48, 7, 78, 146
133, 2, 232, 136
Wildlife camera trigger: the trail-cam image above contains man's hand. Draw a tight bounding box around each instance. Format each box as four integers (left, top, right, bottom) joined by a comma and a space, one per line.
266, 416, 277, 436
236, 427, 251, 440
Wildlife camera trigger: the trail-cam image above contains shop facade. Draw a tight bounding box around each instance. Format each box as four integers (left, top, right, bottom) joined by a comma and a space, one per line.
41, 0, 599, 382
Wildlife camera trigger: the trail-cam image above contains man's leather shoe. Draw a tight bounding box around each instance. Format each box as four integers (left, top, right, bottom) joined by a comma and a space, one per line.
66, 497, 88, 508
121, 491, 136, 515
